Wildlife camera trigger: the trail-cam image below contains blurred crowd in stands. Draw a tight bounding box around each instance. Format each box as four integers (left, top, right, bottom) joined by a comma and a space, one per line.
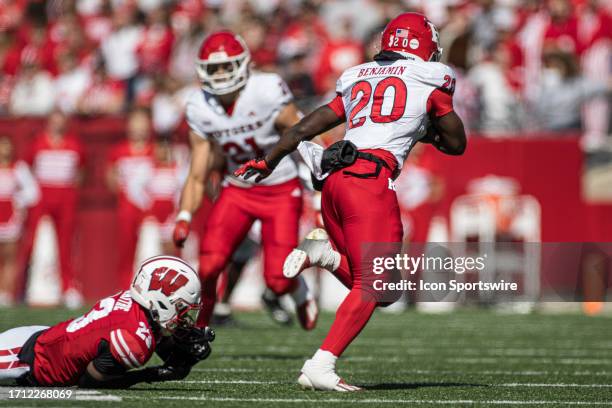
0, 0, 610, 149
0, 0, 610, 308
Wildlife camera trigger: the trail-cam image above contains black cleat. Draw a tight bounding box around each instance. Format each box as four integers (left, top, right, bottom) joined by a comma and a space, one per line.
211, 302, 239, 327
261, 288, 293, 326
211, 312, 238, 327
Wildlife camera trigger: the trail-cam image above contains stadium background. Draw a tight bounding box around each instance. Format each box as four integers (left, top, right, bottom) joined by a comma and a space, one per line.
0, 0, 611, 307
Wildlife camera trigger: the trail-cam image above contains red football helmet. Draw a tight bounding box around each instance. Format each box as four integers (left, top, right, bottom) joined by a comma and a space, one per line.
380, 13, 442, 62
196, 31, 251, 95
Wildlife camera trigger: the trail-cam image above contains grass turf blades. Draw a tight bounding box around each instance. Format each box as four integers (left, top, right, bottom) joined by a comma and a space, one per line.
1, 308, 611, 407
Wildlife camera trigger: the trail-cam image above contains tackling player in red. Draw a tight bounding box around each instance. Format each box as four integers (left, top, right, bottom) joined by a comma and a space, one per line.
172, 31, 317, 330
0, 256, 214, 388
236, 13, 467, 391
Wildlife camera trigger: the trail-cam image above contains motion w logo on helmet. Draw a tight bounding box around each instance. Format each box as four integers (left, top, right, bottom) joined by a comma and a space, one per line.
148, 267, 189, 296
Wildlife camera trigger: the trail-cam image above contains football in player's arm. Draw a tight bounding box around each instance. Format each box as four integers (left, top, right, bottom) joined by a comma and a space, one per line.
0, 256, 214, 388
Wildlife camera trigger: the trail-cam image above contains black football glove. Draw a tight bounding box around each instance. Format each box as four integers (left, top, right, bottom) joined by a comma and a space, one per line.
150, 363, 192, 382
165, 326, 215, 368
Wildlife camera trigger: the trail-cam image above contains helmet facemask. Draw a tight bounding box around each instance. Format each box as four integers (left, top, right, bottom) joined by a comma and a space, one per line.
196, 52, 250, 95
428, 21, 443, 62
163, 300, 200, 333
140, 294, 200, 336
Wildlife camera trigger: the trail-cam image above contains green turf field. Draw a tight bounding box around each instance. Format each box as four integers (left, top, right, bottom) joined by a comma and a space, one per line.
1, 307, 612, 407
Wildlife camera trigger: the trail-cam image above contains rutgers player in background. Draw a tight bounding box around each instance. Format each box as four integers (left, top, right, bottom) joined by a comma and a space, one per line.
0, 256, 214, 387
22, 110, 85, 308
236, 13, 466, 390
172, 31, 317, 330
107, 108, 155, 290
0, 136, 39, 306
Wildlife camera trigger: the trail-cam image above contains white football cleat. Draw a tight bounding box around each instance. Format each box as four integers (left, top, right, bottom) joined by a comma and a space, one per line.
295, 298, 318, 331
284, 228, 340, 279
298, 359, 362, 392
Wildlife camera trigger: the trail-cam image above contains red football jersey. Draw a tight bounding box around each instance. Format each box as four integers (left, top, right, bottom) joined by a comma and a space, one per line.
32, 291, 158, 386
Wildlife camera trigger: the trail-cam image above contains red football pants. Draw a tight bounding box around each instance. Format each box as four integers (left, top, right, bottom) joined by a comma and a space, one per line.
20, 187, 78, 293
117, 199, 146, 290
196, 178, 303, 326
319, 149, 403, 357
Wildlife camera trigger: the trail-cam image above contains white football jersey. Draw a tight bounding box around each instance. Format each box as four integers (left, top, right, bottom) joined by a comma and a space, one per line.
336, 57, 455, 167
186, 72, 297, 186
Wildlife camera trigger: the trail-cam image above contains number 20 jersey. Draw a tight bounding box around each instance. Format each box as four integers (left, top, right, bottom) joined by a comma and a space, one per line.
185, 71, 298, 186
336, 57, 455, 167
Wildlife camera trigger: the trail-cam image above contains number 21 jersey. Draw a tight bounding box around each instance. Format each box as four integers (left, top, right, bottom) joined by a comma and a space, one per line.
185, 71, 298, 186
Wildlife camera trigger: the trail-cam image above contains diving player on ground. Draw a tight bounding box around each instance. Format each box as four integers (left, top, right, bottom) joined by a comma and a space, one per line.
0, 256, 214, 388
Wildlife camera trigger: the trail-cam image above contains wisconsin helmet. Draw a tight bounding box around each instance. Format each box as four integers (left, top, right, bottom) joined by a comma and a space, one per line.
196, 31, 251, 95
130, 255, 201, 334
380, 13, 443, 62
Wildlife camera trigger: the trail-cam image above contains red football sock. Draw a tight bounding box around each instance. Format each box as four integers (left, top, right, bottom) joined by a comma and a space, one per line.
332, 254, 353, 289
320, 287, 377, 356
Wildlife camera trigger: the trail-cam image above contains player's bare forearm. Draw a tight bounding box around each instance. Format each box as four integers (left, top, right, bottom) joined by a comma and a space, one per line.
425, 111, 467, 155
266, 105, 343, 168
178, 132, 212, 215
178, 175, 206, 214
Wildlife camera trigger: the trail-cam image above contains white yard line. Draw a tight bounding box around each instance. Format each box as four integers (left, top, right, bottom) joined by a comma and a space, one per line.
499, 383, 612, 388
223, 344, 612, 357
192, 367, 612, 376
176, 380, 284, 384
343, 346, 612, 358
175, 379, 612, 388
447, 357, 612, 365
214, 355, 612, 364
123, 395, 612, 405
74, 394, 122, 401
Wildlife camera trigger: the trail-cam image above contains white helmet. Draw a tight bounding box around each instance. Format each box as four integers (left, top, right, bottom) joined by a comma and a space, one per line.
130, 256, 201, 334
195, 31, 250, 95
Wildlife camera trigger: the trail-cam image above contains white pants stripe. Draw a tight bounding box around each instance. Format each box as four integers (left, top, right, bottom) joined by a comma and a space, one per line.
0, 325, 48, 380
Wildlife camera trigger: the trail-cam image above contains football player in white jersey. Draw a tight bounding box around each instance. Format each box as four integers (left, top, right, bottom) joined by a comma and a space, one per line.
236, 13, 466, 391
172, 31, 317, 331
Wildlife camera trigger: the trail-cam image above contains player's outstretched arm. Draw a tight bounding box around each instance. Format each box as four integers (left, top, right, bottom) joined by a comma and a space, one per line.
78, 361, 192, 389
423, 111, 467, 156
268, 105, 343, 168
78, 328, 215, 389
173, 131, 213, 248
235, 105, 343, 181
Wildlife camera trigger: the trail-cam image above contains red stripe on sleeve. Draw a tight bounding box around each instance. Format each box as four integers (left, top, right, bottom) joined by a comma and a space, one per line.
426, 88, 454, 118
326, 94, 346, 119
